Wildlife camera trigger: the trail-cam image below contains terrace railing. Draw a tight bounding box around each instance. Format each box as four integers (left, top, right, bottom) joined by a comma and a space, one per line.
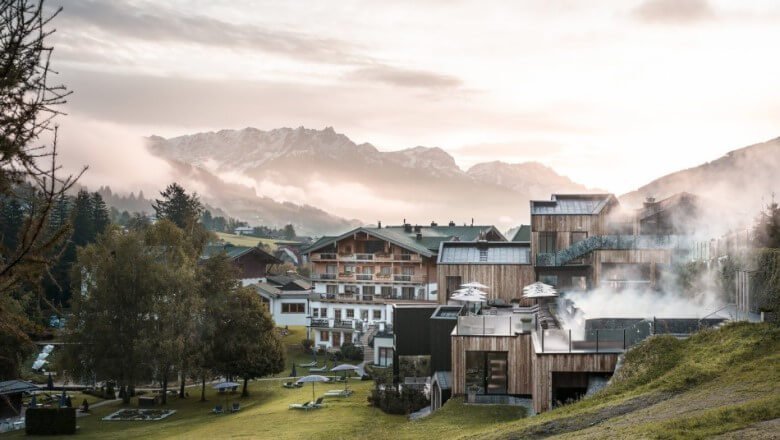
536, 319, 654, 353
536, 235, 693, 267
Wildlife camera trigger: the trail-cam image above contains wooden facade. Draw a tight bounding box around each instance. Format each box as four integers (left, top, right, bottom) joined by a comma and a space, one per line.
592, 249, 671, 287
451, 334, 534, 396
532, 352, 619, 413
437, 265, 535, 304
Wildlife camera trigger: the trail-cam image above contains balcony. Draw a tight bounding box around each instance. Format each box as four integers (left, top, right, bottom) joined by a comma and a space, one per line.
310, 318, 329, 328
355, 253, 374, 261
334, 319, 355, 329
393, 274, 425, 283
397, 254, 421, 262
356, 274, 373, 281
536, 235, 693, 267
312, 273, 337, 281
311, 252, 338, 261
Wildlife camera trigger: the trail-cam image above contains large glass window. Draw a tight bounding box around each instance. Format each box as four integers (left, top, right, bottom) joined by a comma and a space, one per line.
539, 232, 557, 253
378, 347, 393, 367
465, 351, 508, 395
281, 303, 305, 313
381, 286, 394, 298
401, 287, 415, 300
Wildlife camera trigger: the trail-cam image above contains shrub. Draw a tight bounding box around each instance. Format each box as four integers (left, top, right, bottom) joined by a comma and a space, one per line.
339, 343, 363, 361
301, 338, 314, 352
368, 386, 429, 415
25, 407, 76, 435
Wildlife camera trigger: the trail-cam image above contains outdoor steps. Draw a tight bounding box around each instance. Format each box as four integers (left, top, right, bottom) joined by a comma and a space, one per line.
358, 325, 378, 364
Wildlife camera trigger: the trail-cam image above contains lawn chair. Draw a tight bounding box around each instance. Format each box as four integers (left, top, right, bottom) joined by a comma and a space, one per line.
282, 382, 302, 389
299, 361, 317, 368
212, 404, 223, 414
230, 402, 240, 413
288, 397, 325, 410
308, 365, 327, 373
324, 389, 352, 398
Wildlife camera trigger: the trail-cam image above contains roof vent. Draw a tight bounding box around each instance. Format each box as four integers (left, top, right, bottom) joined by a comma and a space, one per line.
430, 221, 438, 227
416, 232, 422, 241
448, 220, 456, 227
403, 223, 412, 233
414, 225, 422, 233
378, 220, 382, 229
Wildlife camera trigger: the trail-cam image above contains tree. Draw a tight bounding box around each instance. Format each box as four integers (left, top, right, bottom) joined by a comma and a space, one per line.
283, 224, 296, 240
153, 183, 203, 231
70, 190, 94, 247
200, 210, 213, 231
65, 229, 158, 403
753, 200, 780, 249
192, 253, 240, 401
211, 287, 285, 397
142, 220, 200, 404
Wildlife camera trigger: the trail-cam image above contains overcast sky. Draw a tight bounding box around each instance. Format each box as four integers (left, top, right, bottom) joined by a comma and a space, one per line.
50, 0, 780, 194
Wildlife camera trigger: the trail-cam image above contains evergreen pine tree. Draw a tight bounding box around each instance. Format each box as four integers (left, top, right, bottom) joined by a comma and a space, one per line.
71, 190, 95, 247
152, 183, 204, 230
91, 192, 110, 236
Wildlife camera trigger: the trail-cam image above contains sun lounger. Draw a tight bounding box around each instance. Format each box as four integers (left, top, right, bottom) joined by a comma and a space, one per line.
212, 404, 223, 414
282, 382, 303, 389
308, 366, 327, 372
299, 361, 317, 368
230, 402, 240, 413
324, 389, 352, 398
288, 397, 324, 410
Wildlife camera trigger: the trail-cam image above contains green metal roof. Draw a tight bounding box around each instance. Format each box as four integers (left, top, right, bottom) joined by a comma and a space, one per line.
201, 244, 280, 263
508, 225, 531, 242
304, 224, 504, 257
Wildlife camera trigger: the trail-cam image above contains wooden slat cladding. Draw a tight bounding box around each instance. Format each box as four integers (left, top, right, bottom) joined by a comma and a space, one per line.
437, 265, 535, 304
532, 352, 619, 413
451, 334, 533, 396
592, 249, 671, 288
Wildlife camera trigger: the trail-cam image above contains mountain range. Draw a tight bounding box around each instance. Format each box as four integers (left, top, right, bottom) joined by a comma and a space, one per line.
143, 127, 780, 236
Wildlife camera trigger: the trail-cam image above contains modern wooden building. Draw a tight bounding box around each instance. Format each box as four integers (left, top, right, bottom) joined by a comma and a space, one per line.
530, 193, 694, 290
437, 241, 535, 304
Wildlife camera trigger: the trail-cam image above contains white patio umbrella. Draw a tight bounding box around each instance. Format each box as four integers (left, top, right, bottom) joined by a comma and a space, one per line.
331, 364, 359, 391
37, 352, 50, 361
32, 359, 47, 370
461, 282, 490, 289
42, 345, 55, 354
454, 288, 488, 297
522, 282, 558, 298
296, 375, 330, 400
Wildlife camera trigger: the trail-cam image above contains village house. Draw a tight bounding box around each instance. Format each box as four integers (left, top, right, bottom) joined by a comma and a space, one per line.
303, 222, 504, 352
200, 244, 281, 286
254, 274, 313, 327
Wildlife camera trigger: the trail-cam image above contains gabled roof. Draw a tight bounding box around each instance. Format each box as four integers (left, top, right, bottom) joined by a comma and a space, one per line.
0, 379, 38, 396
304, 225, 505, 257
266, 274, 312, 291
637, 192, 698, 220
437, 241, 531, 265
201, 244, 281, 264
530, 194, 617, 215
506, 225, 531, 242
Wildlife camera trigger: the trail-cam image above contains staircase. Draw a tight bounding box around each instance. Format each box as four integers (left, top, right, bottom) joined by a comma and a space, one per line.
537, 235, 691, 267
357, 325, 378, 364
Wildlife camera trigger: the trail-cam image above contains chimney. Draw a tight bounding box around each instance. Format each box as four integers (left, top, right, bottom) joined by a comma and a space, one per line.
416, 232, 422, 241
644, 196, 657, 209
471, 218, 474, 226
430, 221, 438, 227
448, 220, 456, 227
414, 225, 422, 233
378, 220, 382, 229
403, 223, 412, 233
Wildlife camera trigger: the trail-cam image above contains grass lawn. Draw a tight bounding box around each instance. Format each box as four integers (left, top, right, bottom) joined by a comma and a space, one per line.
11, 323, 776, 439
215, 232, 299, 250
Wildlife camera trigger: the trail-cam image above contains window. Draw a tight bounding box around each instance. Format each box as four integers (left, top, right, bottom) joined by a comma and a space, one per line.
362, 285, 375, 300
373, 310, 382, 320
320, 331, 329, 341
378, 347, 393, 367
344, 265, 355, 274
319, 308, 328, 318
312, 308, 319, 318
361, 310, 369, 321
365, 240, 385, 253
539, 232, 557, 253
402, 266, 414, 275
380, 266, 391, 275
465, 351, 508, 395
344, 285, 359, 296
381, 286, 394, 298
326, 264, 337, 274
332, 333, 341, 347
346, 309, 354, 319
401, 287, 415, 300
334, 309, 342, 320
362, 266, 373, 274
282, 303, 305, 313
571, 231, 587, 244
326, 285, 338, 295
